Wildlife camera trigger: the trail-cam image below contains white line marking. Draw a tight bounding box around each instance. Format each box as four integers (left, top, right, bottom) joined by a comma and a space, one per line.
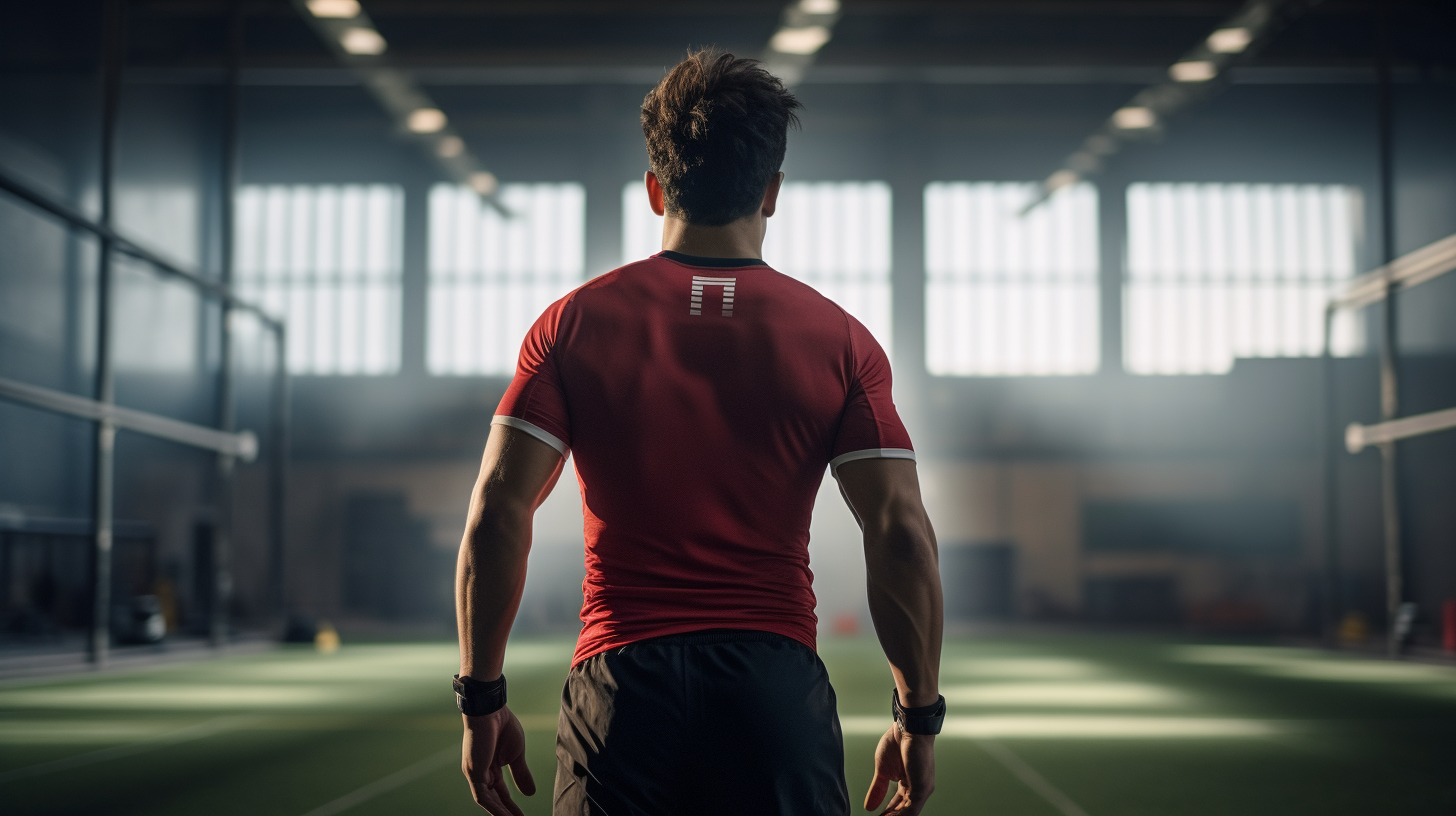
297, 745, 457, 816
975, 738, 1090, 816
0, 715, 253, 785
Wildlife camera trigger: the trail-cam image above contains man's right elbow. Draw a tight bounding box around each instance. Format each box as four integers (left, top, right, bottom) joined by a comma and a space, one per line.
464, 506, 530, 556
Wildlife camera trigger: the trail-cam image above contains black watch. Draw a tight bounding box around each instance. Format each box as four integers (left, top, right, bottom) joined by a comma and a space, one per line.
454, 674, 507, 716
892, 689, 946, 736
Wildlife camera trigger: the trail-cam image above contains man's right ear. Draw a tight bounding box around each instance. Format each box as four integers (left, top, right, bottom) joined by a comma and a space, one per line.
761, 172, 784, 218
645, 171, 667, 217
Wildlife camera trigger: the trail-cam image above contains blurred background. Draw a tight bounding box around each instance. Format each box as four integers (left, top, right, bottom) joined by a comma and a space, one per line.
5, 0, 1454, 655
3, 2, 1456, 814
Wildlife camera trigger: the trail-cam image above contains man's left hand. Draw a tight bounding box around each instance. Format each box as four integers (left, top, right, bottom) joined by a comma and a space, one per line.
864, 724, 936, 816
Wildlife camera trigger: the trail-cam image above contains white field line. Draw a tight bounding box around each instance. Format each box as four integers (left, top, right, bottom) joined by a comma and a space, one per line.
975, 738, 1091, 816
297, 745, 458, 816
0, 715, 254, 784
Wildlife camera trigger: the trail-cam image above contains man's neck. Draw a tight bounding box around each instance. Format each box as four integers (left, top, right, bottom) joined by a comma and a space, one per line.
660, 213, 765, 260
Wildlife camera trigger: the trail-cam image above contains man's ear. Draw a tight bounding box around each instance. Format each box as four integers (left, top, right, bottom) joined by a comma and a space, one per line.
761, 172, 784, 218
645, 171, 666, 217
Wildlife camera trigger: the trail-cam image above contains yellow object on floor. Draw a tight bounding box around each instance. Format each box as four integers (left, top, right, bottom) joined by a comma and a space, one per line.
315, 620, 341, 653
1338, 611, 1369, 644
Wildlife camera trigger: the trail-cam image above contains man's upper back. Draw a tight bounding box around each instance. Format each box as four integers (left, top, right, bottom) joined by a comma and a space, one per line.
495, 251, 912, 664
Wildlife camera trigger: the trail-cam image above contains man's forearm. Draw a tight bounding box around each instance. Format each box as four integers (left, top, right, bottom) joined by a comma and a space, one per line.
864, 510, 943, 708
456, 507, 532, 681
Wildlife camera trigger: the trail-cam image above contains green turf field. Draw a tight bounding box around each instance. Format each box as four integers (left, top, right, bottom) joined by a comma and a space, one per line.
2, 635, 1455, 815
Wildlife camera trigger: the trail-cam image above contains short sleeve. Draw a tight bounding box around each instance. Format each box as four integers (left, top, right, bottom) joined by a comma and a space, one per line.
829, 314, 914, 475
494, 296, 572, 456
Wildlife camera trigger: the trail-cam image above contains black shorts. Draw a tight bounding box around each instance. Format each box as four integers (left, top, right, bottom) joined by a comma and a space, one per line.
552, 629, 850, 816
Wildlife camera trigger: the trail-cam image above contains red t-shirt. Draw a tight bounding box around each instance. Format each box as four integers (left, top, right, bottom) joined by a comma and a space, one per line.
495, 251, 914, 665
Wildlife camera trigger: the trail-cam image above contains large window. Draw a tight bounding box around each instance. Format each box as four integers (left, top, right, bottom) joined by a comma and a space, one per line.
235, 184, 403, 375
1125, 183, 1362, 375
924, 182, 1099, 376
428, 183, 585, 375
621, 180, 893, 352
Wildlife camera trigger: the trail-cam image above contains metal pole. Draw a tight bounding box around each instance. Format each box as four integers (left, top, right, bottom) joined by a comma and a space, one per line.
1319, 305, 1341, 644
89, 0, 125, 668
888, 83, 926, 431
210, 0, 244, 649
269, 325, 289, 623
1375, 8, 1403, 658
1098, 178, 1127, 375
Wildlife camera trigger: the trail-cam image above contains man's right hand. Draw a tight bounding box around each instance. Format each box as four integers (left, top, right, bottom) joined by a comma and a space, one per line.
864, 725, 936, 816
462, 706, 535, 816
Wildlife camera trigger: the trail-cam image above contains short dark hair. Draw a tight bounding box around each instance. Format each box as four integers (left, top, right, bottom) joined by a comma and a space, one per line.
641, 49, 801, 226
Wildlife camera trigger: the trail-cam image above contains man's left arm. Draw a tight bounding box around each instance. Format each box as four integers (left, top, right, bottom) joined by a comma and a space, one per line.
455, 424, 565, 816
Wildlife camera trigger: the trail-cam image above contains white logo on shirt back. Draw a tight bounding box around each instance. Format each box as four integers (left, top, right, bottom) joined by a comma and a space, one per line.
689, 276, 736, 317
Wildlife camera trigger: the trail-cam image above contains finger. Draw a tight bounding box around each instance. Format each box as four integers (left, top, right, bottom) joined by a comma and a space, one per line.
508, 753, 536, 796
493, 770, 527, 816
469, 777, 507, 815
900, 793, 930, 816
474, 791, 514, 816
879, 785, 907, 816
464, 764, 491, 801
864, 770, 891, 811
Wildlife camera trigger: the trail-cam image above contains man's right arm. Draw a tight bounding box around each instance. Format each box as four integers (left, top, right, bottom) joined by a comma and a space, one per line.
837, 457, 943, 816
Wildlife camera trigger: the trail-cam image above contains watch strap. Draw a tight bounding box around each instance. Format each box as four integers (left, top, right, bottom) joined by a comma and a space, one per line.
892, 689, 946, 735
454, 673, 507, 716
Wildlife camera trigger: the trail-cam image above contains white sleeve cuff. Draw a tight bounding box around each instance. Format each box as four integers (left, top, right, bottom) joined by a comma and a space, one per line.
829, 448, 916, 476
491, 415, 568, 456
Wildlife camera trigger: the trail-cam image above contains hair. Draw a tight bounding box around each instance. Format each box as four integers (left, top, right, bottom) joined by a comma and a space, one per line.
641, 48, 801, 226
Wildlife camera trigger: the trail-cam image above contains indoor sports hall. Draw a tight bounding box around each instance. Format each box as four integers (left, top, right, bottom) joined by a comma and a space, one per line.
2, 2, 1454, 814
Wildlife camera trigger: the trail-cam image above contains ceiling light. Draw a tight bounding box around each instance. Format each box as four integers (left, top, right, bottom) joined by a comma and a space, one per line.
406, 108, 447, 134
339, 26, 386, 56
770, 25, 832, 55
1113, 106, 1156, 130
798, 0, 840, 13
1046, 169, 1080, 192
1169, 60, 1217, 82
469, 172, 498, 196
436, 135, 464, 158
306, 0, 359, 18
1207, 27, 1252, 54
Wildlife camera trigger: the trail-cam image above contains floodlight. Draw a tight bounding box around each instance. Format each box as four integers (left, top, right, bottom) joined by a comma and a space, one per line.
339, 26, 386, 55
1113, 106, 1156, 130
407, 108, 447, 134
306, 0, 359, 18
436, 135, 464, 158
1207, 27, 1252, 54
771, 25, 832, 55
1169, 60, 1217, 82
798, 0, 840, 13
470, 172, 499, 196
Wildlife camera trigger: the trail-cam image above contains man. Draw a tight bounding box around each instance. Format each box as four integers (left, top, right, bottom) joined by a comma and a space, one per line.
455, 49, 943, 816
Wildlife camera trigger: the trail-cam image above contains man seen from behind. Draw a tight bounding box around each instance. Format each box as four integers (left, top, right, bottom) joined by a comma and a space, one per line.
453, 48, 944, 816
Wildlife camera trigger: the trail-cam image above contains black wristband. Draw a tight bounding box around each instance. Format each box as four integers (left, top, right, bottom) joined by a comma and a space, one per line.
454, 673, 507, 717
892, 689, 946, 736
